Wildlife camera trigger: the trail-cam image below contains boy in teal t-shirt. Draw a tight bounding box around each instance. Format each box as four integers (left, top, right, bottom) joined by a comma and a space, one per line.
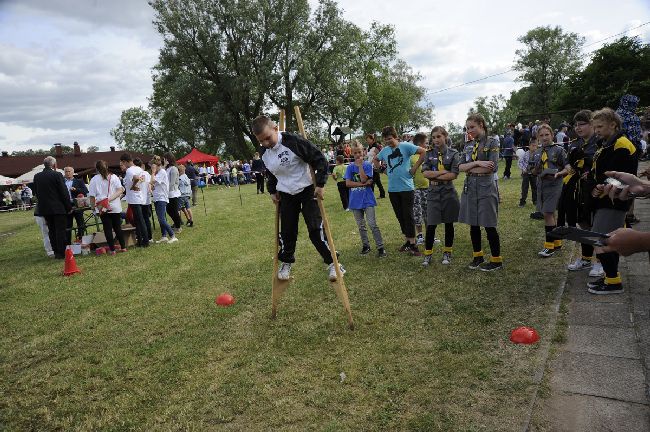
373, 126, 426, 254
331, 155, 349, 210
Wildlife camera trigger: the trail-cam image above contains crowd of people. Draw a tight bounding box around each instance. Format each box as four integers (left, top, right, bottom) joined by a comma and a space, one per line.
253, 93, 649, 294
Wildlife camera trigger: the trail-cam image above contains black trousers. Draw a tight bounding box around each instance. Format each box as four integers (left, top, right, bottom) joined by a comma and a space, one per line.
100, 213, 126, 251
557, 175, 579, 227
336, 181, 349, 210
130, 204, 149, 246
504, 156, 513, 178
66, 209, 86, 243
389, 191, 415, 238
141, 204, 153, 241
255, 172, 265, 193
371, 171, 386, 198
45, 214, 68, 258
278, 185, 333, 264
166, 197, 182, 229
520, 174, 537, 205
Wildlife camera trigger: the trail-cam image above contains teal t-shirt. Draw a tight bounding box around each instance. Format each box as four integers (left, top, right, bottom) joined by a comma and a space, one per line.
376, 142, 419, 192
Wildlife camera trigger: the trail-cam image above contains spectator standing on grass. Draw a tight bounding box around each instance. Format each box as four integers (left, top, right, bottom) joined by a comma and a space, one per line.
150, 156, 178, 244
88, 160, 127, 255
184, 160, 199, 206
345, 141, 385, 257
178, 164, 194, 227
119, 153, 149, 248
411, 133, 429, 246
134, 159, 153, 244
502, 130, 514, 179
332, 155, 349, 210
11, 187, 22, 209
373, 126, 426, 256
242, 160, 252, 184
251, 152, 266, 194
32, 156, 72, 259
365, 133, 386, 199
518, 138, 539, 208
33, 202, 54, 258
163, 152, 183, 233
21, 184, 32, 207
63, 166, 88, 242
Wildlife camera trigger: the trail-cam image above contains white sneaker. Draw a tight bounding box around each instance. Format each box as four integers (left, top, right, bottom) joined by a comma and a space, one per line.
416, 234, 424, 245
568, 258, 591, 271
168, 237, 179, 244
434, 237, 441, 245
328, 263, 346, 282
278, 262, 291, 281
589, 262, 604, 278
156, 236, 169, 243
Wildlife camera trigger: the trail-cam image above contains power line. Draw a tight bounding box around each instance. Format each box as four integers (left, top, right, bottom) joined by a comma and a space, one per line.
428, 21, 650, 96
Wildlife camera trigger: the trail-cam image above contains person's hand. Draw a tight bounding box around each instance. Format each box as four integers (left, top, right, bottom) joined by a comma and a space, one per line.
592, 183, 604, 197
314, 186, 325, 200
480, 161, 495, 170
601, 228, 647, 256
603, 171, 649, 200
271, 192, 280, 204
639, 167, 650, 179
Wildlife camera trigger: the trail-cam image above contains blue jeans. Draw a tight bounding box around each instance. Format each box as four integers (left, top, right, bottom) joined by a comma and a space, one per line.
154, 201, 175, 238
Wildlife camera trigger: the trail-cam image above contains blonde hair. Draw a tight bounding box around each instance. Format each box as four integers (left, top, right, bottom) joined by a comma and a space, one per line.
350, 140, 364, 152
592, 108, 622, 130
537, 124, 553, 137
149, 155, 163, 167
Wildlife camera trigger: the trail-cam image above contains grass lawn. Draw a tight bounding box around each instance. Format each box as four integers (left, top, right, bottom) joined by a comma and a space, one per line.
0, 168, 571, 431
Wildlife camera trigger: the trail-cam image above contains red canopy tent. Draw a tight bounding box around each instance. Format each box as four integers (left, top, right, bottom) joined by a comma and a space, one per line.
177, 148, 220, 167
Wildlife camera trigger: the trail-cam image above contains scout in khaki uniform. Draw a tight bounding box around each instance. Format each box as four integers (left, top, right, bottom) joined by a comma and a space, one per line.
586, 108, 638, 295
421, 126, 460, 266
533, 123, 571, 257
458, 113, 503, 271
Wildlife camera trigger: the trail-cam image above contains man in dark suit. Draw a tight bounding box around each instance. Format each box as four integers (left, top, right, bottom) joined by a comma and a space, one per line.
63, 166, 89, 242
32, 157, 72, 259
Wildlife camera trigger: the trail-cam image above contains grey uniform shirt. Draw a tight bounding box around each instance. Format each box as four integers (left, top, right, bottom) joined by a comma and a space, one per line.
461, 136, 499, 171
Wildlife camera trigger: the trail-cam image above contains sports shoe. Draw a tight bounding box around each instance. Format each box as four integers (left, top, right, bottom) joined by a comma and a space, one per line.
108, 250, 116, 256
360, 245, 371, 255
278, 262, 292, 280
422, 255, 432, 266
168, 237, 179, 244
480, 261, 503, 272
538, 248, 554, 258
468, 256, 485, 269
377, 248, 387, 258
406, 244, 422, 256
434, 237, 441, 245
174, 227, 183, 234
398, 242, 410, 252
328, 263, 346, 282
588, 279, 623, 295
587, 277, 604, 289
568, 258, 592, 271
441, 252, 452, 265
416, 234, 424, 245
518, 202, 525, 208
589, 262, 604, 278
156, 236, 169, 243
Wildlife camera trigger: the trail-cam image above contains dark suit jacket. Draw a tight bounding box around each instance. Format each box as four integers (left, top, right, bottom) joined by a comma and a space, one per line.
67, 178, 88, 201
32, 168, 73, 215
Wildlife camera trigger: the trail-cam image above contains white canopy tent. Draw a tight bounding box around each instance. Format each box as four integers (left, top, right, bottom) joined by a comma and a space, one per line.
13, 166, 64, 184
0, 175, 15, 186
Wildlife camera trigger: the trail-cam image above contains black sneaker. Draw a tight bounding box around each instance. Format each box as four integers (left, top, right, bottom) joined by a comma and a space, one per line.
406, 244, 422, 257
468, 256, 485, 269
480, 261, 503, 272
518, 202, 525, 208
588, 279, 623, 295
377, 248, 387, 258
398, 242, 410, 252
587, 277, 605, 289
360, 245, 371, 255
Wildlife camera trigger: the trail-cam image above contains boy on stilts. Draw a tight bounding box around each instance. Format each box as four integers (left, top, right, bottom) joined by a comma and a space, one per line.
252, 115, 345, 282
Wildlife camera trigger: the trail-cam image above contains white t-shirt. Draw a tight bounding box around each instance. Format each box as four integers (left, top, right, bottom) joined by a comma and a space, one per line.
88, 174, 123, 214
141, 171, 152, 205
124, 165, 145, 205
152, 169, 169, 203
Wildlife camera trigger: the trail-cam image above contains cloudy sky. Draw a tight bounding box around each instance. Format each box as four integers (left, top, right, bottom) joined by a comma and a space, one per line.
0, 0, 648, 152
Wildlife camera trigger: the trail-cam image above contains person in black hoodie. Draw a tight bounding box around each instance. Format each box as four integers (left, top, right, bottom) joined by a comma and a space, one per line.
251, 152, 266, 194
586, 108, 638, 295
252, 115, 345, 283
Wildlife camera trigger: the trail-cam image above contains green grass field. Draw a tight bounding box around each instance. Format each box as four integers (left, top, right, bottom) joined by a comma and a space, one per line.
0, 170, 571, 431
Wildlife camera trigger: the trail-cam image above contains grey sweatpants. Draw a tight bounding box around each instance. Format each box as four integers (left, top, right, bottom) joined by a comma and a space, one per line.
352, 207, 384, 249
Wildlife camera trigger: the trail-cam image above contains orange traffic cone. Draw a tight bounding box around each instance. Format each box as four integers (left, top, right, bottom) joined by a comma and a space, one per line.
63, 247, 81, 276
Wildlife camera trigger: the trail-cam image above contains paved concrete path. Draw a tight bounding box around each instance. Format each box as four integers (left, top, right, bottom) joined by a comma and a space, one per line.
532, 164, 650, 432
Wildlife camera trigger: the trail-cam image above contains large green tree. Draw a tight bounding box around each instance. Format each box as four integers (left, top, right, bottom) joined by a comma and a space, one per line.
513, 26, 584, 113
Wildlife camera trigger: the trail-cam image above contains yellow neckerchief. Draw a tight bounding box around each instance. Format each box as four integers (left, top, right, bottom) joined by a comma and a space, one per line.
541, 145, 549, 169
436, 145, 446, 171
471, 138, 481, 161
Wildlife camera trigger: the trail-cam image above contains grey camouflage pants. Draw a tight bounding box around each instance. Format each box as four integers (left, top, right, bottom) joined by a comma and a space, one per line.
413, 188, 428, 226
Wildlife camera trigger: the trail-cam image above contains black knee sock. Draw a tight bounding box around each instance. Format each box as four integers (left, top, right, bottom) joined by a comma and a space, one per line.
597, 252, 620, 281
425, 225, 437, 252
545, 225, 556, 248
485, 227, 501, 258
470, 225, 482, 254
444, 223, 454, 250
581, 244, 594, 260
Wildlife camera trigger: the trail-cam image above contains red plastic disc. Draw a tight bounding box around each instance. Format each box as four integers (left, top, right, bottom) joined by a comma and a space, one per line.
510, 326, 540, 344
215, 293, 235, 307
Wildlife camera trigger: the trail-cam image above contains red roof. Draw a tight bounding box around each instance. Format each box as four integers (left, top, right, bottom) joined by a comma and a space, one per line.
0, 150, 152, 178
177, 148, 219, 166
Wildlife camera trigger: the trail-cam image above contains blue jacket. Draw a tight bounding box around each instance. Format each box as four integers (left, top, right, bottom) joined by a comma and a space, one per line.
502, 136, 514, 156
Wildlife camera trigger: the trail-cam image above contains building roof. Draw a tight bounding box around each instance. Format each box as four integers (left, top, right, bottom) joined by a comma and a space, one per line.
0, 149, 151, 178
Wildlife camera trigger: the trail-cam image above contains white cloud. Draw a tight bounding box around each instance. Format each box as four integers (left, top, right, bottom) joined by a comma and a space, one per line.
0, 0, 648, 152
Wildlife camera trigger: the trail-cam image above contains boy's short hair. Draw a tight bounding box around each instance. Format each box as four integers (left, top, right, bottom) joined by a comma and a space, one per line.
119, 153, 132, 163
381, 126, 398, 139
413, 133, 427, 145
573, 110, 592, 124
336, 155, 344, 163
252, 116, 275, 135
